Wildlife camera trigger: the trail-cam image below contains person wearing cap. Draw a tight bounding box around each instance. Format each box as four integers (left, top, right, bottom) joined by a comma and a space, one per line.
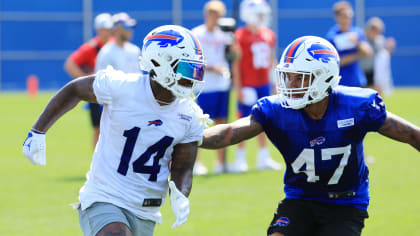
191, 0, 237, 175
64, 13, 113, 148
95, 12, 141, 73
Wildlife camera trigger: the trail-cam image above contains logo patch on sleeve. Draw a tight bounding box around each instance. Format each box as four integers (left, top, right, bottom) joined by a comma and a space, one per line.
337, 118, 354, 128
273, 217, 290, 227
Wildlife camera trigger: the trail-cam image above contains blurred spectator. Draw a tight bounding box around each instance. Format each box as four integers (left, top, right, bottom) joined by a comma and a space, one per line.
192, 0, 235, 175
64, 13, 113, 147
326, 1, 373, 87
95, 12, 141, 73
231, 0, 281, 173
361, 17, 396, 96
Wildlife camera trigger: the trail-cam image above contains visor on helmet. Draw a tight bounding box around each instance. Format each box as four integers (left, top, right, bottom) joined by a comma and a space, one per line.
175, 59, 205, 82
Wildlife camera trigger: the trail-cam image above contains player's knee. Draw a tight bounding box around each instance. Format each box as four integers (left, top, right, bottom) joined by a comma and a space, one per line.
96, 222, 132, 236
269, 233, 284, 236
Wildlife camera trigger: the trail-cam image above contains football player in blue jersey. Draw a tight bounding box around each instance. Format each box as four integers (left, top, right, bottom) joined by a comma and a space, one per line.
200, 36, 420, 236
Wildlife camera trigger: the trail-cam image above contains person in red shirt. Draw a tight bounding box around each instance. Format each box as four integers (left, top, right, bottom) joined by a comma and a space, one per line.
64, 13, 113, 147
231, 0, 281, 172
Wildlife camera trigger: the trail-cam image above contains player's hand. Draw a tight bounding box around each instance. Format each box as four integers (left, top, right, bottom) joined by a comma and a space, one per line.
169, 181, 190, 229
22, 130, 46, 166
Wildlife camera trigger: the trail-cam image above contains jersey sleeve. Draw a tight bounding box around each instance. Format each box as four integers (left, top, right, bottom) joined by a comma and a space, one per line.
93, 66, 125, 105
358, 92, 387, 132
251, 97, 271, 129
180, 102, 205, 145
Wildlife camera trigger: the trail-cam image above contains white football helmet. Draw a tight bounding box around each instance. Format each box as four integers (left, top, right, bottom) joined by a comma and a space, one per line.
240, 0, 271, 27
140, 25, 205, 99
276, 36, 341, 109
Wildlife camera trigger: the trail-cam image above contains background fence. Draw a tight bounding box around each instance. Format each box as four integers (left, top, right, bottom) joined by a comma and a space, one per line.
1, 0, 419, 90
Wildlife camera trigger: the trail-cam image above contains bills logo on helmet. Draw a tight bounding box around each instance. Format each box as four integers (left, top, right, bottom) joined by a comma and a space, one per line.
144, 30, 184, 49
307, 44, 339, 64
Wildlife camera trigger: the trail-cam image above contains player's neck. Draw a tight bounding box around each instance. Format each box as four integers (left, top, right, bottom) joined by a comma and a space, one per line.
303, 97, 330, 121
246, 24, 259, 34
115, 37, 126, 48
150, 80, 176, 106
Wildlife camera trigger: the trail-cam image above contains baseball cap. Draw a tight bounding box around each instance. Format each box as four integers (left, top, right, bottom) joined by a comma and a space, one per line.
94, 13, 113, 30
112, 12, 137, 29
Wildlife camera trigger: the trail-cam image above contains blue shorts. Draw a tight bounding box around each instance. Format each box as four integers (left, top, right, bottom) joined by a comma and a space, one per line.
197, 91, 230, 119
238, 84, 271, 117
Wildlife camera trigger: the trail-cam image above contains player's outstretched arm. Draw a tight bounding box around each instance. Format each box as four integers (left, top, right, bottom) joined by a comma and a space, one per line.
378, 111, 420, 152
32, 75, 97, 133
22, 75, 97, 165
200, 115, 264, 149
169, 141, 198, 229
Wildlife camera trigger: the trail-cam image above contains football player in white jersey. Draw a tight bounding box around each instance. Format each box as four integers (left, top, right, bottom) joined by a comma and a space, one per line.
22, 25, 207, 236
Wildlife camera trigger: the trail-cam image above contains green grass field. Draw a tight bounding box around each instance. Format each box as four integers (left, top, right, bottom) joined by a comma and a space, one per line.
1, 89, 419, 236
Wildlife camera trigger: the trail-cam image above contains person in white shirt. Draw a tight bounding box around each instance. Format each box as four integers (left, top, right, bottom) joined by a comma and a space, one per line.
95, 12, 141, 73
191, 0, 236, 175
22, 25, 208, 236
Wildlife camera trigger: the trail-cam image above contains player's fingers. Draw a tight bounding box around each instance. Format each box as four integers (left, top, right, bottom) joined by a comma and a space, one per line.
39, 144, 46, 166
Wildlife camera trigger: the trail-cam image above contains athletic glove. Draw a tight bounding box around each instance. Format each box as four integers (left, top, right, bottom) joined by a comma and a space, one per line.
169, 181, 190, 229
22, 130, 46, 166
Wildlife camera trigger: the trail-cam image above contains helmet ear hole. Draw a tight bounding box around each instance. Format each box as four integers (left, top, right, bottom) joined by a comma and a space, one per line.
325, 76, 334, 83
151, 59, 160, 67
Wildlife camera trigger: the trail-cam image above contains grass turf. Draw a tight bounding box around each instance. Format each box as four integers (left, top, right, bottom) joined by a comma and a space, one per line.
0, 88, 419, 235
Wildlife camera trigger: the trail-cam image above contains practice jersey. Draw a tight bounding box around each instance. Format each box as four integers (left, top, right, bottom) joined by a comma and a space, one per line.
95, 40, 141, 73
326, 25, 368, 87
79, 67, 205, 223
235, 26, 276, 87
192, 24, 231, 92
252, 86, 387, 210
69, 36, 105, 73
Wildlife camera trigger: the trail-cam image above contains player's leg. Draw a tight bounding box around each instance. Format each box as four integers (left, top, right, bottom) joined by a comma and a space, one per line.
314, 202, 369, 236
213, 90, 232, 173
192, 92, 216, 175
232, 102, 252, 172
120, 207, 156, 236
96, 223, 132, 236
255, 84, 281, 170
89, 103, 102, 148
267, 199, 316, 236
78, 202, 133, 236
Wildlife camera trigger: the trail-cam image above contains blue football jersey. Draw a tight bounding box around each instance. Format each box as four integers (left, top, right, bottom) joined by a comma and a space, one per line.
252, 86, 387, 210
326, 25, 368, 87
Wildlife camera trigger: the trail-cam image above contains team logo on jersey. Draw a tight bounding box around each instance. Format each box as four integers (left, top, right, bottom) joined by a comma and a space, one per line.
144, 30, 184, 49
273, 217, 290, 227
148, 119, 163, 126
310, 136, 326, 147
307, 44, 339, 64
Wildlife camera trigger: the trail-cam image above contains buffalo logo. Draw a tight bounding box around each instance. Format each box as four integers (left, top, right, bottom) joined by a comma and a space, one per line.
273, 217, 290, 227
144, 30, 184, 49
148, 119, 163, 126
307, 44, 339, 64
310, 136, 326, 147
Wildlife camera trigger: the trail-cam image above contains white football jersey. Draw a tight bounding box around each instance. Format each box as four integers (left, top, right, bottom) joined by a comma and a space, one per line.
79, 66, 205, 224
95, 41, 141, 73
192, 25, 231, 92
